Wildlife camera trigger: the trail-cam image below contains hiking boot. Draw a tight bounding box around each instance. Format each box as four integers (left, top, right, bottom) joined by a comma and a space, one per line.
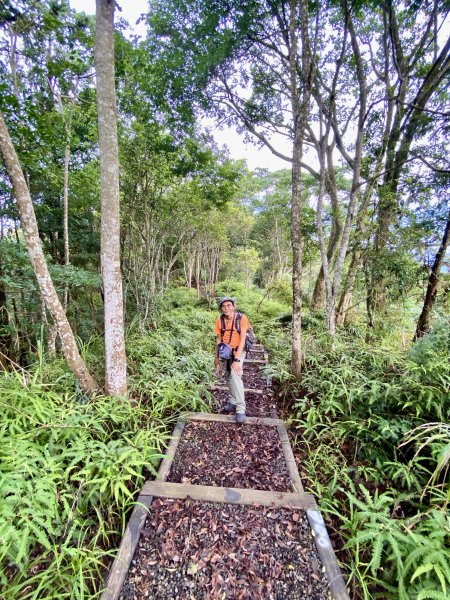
236, 413, 247, 424
223, 402, 236, 413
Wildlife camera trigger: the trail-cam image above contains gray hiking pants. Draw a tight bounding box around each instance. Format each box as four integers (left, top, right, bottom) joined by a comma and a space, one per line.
225, 353, 246, 414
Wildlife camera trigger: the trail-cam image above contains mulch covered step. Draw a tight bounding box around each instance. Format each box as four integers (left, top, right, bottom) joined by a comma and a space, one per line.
167, 420, 291, 491
213, 363, 269, 392
101, 347, 349, 600
119, 499, 331, 600
246, 350, 266, 359
243, 365, 269, 390
211, 386, 276, 417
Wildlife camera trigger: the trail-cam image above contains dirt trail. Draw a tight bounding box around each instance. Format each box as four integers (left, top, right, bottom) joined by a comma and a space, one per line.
101, 345, 348, 600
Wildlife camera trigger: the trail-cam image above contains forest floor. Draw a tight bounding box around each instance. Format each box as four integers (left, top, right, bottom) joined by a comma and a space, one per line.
116, 348, 337, 600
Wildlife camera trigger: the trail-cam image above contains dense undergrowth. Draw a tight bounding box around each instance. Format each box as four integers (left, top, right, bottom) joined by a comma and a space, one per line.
260, 314, 450, 599
0, 288, 217, 599
1, 283, 449, 599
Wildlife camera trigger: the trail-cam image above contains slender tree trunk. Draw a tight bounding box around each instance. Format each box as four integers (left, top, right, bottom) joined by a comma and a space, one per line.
315, 139, 335, 333
0, 263, 12, 369
63, 144, 70, 266
63, 142, 70, 311
95, 0, 127, 397
186, 255, 194, 289
323, 1, 366, 330
0, 112, 98, 393
312, 3, 365, 334
311, 149, 343, 310
336, 249, 361, 326
414, 208, 450, 341
289, 0, 312, 377
336, 182, 376, 326
196, 252, 201, 298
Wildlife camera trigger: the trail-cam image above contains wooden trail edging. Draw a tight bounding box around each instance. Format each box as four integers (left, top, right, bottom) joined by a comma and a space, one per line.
101, 347, 349, 600
141, 480, 317, 509
100, 418, 186, 600
210, 385, 264, 394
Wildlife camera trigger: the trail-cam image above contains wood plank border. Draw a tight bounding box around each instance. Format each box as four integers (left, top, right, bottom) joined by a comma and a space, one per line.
100, 418, 186, 600
141, 480, 317, 510
245, 358, 267, 364
276, 424, 349, 599
182, 411, 282, 426
307, 509, 349, 599
277, 422, 307, 496
209, 385, 264, 394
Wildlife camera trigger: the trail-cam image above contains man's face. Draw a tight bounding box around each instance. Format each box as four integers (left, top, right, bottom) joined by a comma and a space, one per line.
221, 301, 235, 316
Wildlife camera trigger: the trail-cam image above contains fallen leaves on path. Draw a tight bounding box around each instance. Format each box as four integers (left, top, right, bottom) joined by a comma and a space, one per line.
120, 499, 331, 600
168, 421, 291, 491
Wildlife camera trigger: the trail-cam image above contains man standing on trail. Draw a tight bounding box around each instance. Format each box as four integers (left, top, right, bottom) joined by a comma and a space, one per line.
214, 296, 250, 423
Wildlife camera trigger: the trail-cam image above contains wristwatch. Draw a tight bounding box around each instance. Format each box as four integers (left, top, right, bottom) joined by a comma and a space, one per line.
233, 357, 240, 362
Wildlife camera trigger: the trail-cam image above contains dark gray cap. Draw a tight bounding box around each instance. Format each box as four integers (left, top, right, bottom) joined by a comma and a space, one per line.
219, 296, 236, 307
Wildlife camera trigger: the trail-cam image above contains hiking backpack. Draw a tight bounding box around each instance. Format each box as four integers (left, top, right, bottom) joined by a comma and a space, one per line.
220, 312, 255, 353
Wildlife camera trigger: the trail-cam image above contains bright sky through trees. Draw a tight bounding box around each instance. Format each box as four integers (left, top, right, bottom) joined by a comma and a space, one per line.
69, 0, 291, 171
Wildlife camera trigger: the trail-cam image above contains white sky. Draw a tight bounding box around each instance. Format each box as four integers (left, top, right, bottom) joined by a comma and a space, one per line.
69, 0, 291, 172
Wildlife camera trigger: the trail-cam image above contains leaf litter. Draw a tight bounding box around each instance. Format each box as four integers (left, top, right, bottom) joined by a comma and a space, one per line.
119, 362, 331, 599
167, 421, 291, 491
210, 388, 277, 418
120, 499, 331, 600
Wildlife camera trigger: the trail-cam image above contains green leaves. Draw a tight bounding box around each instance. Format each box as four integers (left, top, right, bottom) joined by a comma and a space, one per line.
339, 485, 450, 599
0, 370, 168, 594
0, 287, 221, 594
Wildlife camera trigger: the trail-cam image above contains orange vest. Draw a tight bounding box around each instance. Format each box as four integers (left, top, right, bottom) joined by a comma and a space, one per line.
214, 313, 250, 349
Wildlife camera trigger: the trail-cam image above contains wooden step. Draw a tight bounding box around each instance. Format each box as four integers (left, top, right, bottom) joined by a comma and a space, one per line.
209, 385, 264, 394
142, 480, 317, 510
182, 412, 281, 426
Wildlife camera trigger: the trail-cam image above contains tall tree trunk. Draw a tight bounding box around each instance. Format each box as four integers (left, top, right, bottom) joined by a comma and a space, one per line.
372, 32, 450, 317
335, 249, 361, 326
326, 1, 366, 323
196, 252, 201, 298
0, 112, 98, 393
61, 142, 71, 313
336, 179, 377, 327
315, 139, 335, 332
311, 148, 343, 310
414, 208, 450, 341
95, 0, 127, 397
0, 263, 12, 369
63, 144, 70, 267
289, 0, 312, 377
313, 2, 366, 335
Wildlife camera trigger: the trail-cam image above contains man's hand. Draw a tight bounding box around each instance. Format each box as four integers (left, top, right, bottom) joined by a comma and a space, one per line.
214, 356, 221, 374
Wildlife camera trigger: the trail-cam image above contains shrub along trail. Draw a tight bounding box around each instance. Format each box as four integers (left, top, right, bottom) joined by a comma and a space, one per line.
117, 348, 337, 600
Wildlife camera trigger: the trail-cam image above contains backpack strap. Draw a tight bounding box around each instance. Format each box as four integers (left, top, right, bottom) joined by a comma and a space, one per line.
220, 314, 226, 336
220, 314, 236, 344
235, 312, 242, 333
